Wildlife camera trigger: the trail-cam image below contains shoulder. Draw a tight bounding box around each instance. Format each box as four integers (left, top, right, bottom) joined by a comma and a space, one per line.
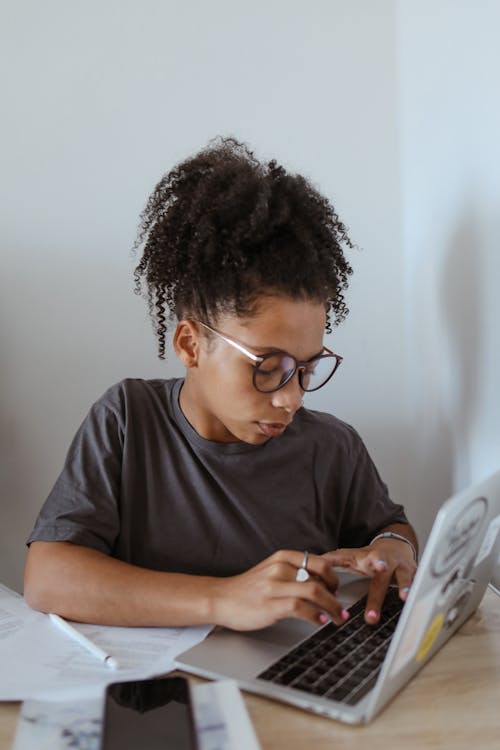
88, 378, 181, 425
98, 377, 176, 404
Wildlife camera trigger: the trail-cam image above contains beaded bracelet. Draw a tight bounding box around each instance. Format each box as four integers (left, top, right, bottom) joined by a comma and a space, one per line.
370, 531, 418, 562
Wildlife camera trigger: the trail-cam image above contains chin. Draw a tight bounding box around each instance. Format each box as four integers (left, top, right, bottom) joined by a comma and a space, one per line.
244, 425, 275, 445
216, 418, 272, 445
226, 424, 270, 445
244, 433, 271, 445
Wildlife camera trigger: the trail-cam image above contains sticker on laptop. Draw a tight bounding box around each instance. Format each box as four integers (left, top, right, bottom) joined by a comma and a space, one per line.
473, 513, 500, 567
432, 497, 488, 577
387, 587, 439, 677
416, 613, 444, 662
442, 585, 474, 631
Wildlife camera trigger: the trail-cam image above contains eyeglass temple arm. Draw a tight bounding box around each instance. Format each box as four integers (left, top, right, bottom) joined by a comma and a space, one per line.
196, 321, 263, 364
322, 345, 343, 364
197, 321, 341, 367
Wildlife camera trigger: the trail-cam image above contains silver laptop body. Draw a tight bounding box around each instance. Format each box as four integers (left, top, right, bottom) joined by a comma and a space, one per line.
176, 469, 500, 724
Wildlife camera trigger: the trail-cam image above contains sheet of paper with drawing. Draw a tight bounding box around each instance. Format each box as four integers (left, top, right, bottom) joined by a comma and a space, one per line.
0, 584, 212, 701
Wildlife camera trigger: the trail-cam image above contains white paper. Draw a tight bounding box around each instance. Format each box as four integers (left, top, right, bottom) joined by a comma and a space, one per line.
13, 681, 260, 750
194, 680, 262, 750
0, 584, 212, 701
12, 697, 103, 750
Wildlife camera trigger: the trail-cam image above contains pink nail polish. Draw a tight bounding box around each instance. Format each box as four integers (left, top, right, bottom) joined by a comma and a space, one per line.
319, 613, 328, 624
341, 609, 350, 621
367, 609, 378, 621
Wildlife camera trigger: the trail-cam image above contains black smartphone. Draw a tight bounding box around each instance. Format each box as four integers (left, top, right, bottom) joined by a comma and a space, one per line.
100, 676, 198, 750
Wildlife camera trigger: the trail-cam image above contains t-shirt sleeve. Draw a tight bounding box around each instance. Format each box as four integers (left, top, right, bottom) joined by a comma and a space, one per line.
27, 400, 124, 554
336, 436, 409, 548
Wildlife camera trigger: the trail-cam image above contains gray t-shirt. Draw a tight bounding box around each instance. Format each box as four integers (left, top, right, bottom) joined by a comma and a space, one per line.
28, 378, 408, 576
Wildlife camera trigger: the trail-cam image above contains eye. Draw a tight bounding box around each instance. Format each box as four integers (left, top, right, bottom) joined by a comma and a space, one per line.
256, 358, 282, 376
304, 359, 320, 374
257, 367, 279, 377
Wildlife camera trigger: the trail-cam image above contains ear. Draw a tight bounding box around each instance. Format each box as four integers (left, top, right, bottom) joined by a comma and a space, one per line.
173, 320, 201, 368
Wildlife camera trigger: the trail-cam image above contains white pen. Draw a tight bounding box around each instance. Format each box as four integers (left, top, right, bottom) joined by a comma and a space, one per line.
49, 613, 119, 670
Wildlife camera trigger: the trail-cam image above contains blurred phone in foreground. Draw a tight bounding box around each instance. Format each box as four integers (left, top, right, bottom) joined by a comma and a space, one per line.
100, 676, 197, 750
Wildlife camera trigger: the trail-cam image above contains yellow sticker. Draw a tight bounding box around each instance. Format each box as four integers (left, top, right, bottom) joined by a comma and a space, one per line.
416, 613, 444, 662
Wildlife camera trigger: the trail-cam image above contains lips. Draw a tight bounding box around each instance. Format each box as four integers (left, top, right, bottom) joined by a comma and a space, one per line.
257, 421, 290, 437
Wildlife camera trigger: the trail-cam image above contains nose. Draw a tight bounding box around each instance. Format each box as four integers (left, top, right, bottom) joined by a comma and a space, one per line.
270, 373, 304, 414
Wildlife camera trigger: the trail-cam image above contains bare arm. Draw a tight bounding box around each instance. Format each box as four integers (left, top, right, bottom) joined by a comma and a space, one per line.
24, 541, 215, 626
24, 541, 345, 630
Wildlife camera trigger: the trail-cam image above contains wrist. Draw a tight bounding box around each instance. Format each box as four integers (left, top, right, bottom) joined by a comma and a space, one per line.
204, 576, 228, 626
158, 573, 220, 626
370, 531, 418, 562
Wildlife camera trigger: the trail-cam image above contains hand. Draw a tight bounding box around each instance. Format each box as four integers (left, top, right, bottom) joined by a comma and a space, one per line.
323, 539, 417, 625
210, 550, 347, 631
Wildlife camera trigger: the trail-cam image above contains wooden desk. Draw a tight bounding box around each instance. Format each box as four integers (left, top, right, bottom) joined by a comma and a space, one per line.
1, 589, 499, 750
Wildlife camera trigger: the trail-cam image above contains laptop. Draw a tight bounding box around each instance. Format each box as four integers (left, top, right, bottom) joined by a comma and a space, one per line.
176, 469, 500, 724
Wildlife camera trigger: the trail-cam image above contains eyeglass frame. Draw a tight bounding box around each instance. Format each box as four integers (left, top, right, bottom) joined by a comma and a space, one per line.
195, 320, 343, 393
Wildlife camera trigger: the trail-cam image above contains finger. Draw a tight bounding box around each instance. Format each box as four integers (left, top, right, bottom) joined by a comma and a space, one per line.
283, 580, 348, 626
265, 560, 302, 581
302, 554, 340, 593
393, 562, 417, 601
273, 551, 340, 592
322, 550, 358, 569
271, 597, 332, 626
372, 558, 389, 574
262, 553, 328, 585
322, 549, 378, 577
364, 570, 392, 624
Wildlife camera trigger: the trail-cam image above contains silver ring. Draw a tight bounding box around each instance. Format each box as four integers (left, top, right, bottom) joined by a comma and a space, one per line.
295, 550, 310, 582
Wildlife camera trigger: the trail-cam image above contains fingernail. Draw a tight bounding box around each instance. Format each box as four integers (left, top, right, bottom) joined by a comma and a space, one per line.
402, 586, 410, 593
319, 613, 328, 624
367, 609, 378, 621
341, 609, 350, 621
377, 559, 387, 569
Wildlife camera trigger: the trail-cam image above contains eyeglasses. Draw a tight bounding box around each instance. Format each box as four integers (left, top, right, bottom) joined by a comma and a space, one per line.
196, 321, 343, 393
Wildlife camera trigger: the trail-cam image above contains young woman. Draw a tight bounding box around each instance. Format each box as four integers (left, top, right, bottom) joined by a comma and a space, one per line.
24, 138, 417, 630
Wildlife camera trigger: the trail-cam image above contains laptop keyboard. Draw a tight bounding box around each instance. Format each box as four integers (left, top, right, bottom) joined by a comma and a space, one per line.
258, 587, 404, 705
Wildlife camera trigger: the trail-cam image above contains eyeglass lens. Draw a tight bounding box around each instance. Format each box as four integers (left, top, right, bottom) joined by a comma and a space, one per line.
254, 353, 338, 393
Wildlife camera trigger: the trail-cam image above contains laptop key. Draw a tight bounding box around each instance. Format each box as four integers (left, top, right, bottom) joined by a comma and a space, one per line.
344, 673, 380, 705
277, 665, 307, 685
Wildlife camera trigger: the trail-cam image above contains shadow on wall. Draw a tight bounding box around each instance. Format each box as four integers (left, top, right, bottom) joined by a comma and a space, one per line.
440, 206, 482, 492
406, 204, 484, 548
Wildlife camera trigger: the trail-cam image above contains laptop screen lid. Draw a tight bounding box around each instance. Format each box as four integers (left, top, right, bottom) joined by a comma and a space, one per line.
176, 469, 500, 724
364, 467, 500, 720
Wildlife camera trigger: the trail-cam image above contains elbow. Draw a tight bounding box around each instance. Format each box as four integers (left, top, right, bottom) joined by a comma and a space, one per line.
23, 583, 48, 613
24, 542, 57, 613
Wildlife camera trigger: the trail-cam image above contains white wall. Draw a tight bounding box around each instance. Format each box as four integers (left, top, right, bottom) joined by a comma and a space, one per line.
1, 1, 498, 593
398, 0, 500, 539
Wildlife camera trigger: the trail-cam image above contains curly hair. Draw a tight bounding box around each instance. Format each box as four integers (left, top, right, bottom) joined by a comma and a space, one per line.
133, 137, 353, 359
